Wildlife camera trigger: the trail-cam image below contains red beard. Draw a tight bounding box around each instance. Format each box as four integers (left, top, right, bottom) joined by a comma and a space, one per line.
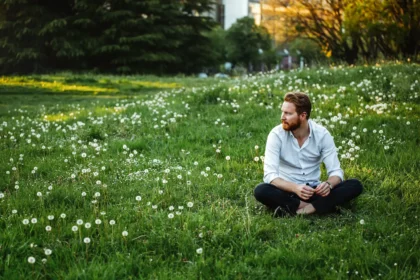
282, 119, 301, 131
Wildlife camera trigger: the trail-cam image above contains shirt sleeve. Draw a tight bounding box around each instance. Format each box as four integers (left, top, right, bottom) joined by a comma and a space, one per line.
321, 131, 344, 181
263, 130, 282, 184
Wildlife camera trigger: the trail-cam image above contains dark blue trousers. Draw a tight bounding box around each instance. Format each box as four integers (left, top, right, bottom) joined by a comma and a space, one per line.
254, 179, 363, 215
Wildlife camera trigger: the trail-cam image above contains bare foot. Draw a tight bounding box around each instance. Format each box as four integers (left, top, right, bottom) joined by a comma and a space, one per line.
298, 201, 310, 209
296, 204, 316, 215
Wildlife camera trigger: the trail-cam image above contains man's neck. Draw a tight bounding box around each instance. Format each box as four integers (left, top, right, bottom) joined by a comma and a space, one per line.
291, 121, 310, 140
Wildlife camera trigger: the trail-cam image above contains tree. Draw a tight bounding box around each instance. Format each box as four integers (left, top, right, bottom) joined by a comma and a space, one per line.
0, 0, 217, 74
260, 0, 420, 63
226, 17, 273, 72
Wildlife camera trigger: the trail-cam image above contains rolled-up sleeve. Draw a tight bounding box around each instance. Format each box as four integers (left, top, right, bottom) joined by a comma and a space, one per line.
321, 132, 344, 181
263, 131, 282, 183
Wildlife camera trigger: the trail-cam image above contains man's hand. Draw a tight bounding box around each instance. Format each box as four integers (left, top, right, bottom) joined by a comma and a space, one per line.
315, 182, 331, 197
295, 185, 315, 200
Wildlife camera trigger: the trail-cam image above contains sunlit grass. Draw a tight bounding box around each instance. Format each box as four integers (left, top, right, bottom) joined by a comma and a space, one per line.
0, 77, 116, 93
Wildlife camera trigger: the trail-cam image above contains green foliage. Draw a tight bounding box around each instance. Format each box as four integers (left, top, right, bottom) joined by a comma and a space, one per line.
0, 0, 217, 74
226, 17, 274, 72
288, 38, 324, 63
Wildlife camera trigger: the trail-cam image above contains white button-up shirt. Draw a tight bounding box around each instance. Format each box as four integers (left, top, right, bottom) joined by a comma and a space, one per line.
263, 120, 344, 185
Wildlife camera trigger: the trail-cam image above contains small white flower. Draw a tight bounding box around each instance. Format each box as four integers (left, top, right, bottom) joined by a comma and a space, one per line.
31, 218, 37, 224
96, 180, 101, 185
122, 231, 128, 237
45, 226, 52, 232
255, 145, 259, 150
196, 248, 203, 254
95, 219, 102, 225
48, 215, 54, 220
254, 157, 259, 162
22, 219, 29, 225
94, 192, 100, 197
359, 219, 365, 225
82, 192, 87, 197
44, 249, 52, 256
187, 202, 194, 208
81, 153, 87, 158
60, 213, 66, 219
109, 220, 116, 226
0, 193, 4, 199
85, 223, 91, 229
28, 256, 36, 264
42, 258, 47, 264
76, 219, 83, 225
168, 213, 174, 219
225, 156, 231, 161
37, 192, 42, 197
72, 226, 78, 232
193, 161, 198, 166
12, 209, 17, 214
169, 206, 174, 211
83, 237, 91, 244
178, 206, 184, 210
136, 196, 142, 201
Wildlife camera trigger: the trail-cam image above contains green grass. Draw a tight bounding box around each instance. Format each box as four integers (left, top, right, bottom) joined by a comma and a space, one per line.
0, 63, 419, 279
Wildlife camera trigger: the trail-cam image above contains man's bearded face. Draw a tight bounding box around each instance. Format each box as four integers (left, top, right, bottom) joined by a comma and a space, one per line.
281, 102, 302, 131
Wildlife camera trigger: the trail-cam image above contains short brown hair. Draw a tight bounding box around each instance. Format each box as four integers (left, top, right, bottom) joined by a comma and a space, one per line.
284, 92, 311, 119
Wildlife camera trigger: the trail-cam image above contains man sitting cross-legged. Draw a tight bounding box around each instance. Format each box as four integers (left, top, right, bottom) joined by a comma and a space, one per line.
254, 92, 363, 216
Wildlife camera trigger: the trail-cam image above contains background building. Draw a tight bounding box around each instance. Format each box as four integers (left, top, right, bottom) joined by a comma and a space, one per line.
211, 0, 261, 30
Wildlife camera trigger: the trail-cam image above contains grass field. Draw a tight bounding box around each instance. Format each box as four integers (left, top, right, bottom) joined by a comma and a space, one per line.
0, 63, 419, 279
